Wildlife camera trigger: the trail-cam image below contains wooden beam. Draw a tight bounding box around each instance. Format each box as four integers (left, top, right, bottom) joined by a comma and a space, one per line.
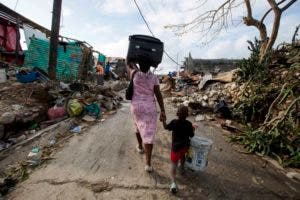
48, 0, 62, 80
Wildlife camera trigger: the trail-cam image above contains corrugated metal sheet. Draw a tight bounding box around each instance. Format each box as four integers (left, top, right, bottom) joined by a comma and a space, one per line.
24, 37, 83, 81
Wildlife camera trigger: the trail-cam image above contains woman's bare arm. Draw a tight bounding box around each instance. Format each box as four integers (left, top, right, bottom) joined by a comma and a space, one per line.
154, 85, 166, 121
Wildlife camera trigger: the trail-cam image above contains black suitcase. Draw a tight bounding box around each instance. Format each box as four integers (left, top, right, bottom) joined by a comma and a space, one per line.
127, 35, 164, 67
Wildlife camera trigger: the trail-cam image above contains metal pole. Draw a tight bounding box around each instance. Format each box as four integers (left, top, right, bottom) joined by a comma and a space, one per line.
48, 0, 62, 80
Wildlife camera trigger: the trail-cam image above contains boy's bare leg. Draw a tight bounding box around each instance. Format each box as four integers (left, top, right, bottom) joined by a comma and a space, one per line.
171, 162, 177, 183
170, 162, 178, 193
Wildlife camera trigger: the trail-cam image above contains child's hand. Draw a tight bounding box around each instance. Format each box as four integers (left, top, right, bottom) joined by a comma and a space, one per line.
192, 123, 198, 129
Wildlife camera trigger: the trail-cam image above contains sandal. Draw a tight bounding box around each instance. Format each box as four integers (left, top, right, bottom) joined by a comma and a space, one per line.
144, 165, 153, 173
136, 145, 144, 154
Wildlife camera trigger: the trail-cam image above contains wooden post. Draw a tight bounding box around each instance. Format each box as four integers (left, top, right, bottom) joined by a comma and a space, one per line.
48, 0, 62, 80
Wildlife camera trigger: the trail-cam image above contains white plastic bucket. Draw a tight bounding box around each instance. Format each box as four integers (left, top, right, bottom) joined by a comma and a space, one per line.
0, 69, 7, 83
185, 136, 213, 171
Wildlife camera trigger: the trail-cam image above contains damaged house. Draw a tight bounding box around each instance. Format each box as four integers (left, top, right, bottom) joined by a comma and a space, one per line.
0, 3, 95, 82
184, 53, 240, 74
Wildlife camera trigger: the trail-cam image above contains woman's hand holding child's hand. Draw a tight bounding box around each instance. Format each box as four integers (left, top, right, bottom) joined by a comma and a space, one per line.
160, 111, 166, 122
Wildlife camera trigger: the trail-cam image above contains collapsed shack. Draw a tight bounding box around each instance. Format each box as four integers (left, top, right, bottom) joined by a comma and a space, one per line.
24, 37, 94, 82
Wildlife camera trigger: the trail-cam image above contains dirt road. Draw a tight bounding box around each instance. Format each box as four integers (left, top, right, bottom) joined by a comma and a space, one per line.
7, 102, 300, 200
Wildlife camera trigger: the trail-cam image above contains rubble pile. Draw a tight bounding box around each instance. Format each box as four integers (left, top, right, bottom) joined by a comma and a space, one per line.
169, 70, 241, 112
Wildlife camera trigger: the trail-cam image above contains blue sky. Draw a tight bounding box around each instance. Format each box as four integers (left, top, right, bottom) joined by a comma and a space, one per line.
1, 0, 299, 73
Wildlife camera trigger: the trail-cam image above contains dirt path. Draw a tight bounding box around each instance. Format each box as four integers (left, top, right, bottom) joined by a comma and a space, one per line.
7, 102, 300, 200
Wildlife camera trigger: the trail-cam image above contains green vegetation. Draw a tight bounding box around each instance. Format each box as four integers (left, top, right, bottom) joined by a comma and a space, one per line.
231, 39, 300, 167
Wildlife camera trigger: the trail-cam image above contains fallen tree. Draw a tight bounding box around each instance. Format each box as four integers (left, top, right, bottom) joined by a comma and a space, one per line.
231, 38, 300, 167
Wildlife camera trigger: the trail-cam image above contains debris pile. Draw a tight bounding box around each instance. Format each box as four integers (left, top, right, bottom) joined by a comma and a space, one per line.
169, 70, 240, 113
0, 76, 125, 152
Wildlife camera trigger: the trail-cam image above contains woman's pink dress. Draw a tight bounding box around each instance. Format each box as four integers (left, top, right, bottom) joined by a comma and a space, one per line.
131, 71, 159, 144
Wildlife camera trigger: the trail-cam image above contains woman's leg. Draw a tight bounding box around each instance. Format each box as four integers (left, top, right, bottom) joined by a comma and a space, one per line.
135, 131, 143, 149
144, 143, 153, 166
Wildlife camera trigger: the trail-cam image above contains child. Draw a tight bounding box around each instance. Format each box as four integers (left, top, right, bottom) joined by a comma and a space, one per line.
162, 105, 194, 193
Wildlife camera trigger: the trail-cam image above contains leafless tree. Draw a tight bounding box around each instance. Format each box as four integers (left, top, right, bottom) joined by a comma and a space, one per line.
165, 0, 298, 62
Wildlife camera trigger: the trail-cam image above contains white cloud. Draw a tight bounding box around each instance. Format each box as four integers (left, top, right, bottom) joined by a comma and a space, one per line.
95, 0, 135, 14
97, 38, 129, 57
63, 7, 72, 17
84, 23, 113, 35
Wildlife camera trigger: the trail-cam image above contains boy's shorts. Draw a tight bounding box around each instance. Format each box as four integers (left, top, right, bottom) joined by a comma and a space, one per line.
171, 148, 188, 164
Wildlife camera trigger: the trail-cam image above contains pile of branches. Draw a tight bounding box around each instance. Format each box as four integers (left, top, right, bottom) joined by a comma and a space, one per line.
231, 39, 300, 167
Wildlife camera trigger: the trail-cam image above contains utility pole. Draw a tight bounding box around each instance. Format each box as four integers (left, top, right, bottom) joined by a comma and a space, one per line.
48, 0, 62, 80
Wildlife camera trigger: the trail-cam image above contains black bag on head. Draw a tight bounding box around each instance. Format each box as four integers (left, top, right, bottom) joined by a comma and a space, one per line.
125, 70, 138, 100
127, 35, 164, 68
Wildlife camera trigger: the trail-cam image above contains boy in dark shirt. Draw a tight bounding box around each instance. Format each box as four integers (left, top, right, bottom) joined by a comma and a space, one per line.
163, 105, 194, 193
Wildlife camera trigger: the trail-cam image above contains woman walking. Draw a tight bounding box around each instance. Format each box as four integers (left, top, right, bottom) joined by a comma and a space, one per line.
128, 61, 166, 172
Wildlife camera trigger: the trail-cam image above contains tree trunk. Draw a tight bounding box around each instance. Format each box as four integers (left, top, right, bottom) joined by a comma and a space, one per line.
243, 0, 268, 63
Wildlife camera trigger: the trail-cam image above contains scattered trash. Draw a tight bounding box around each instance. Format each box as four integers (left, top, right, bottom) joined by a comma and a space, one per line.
84, 103, 101, 118
70, 125, 82, 134
82, 115, 96, 122
214, 100, 232, 119
67, 99, 83, 117
48, 105, 67, 120
27, 147, 42, 166
48, 138, 56, 147
59, 82, 71, 91
16, 71, 37, 83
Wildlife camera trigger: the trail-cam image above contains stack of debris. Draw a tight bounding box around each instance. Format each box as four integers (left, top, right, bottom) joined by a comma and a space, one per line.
169, 69, 240, 111
0, 75, 126, 152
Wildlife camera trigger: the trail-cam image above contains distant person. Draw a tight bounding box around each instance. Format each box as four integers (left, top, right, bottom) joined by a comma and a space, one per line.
96, 62, 104, 85
162, 105, 194, 193
127, 61, 166, 173
104, 62, 111, 80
